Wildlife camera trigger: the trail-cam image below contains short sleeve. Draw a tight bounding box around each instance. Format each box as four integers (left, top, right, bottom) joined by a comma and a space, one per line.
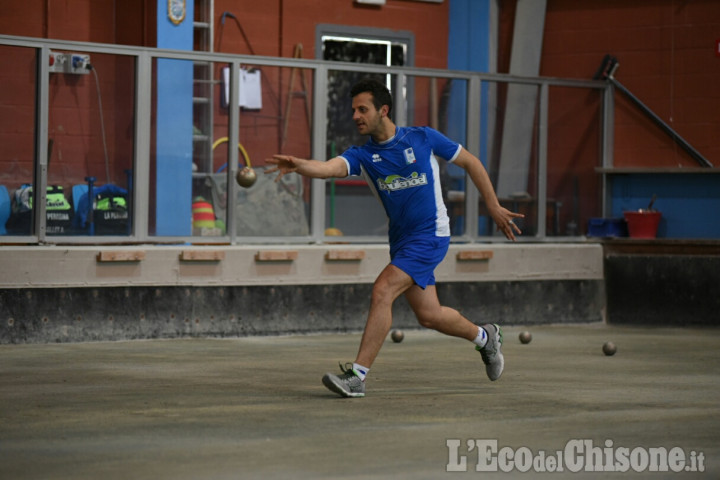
424, 128, 462, 162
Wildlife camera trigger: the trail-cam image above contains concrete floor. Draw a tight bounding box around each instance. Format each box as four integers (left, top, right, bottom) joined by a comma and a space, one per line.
1, 324, 718, 479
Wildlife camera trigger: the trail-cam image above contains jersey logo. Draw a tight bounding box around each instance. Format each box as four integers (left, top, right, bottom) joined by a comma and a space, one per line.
372, 153, 382, 163
403, 147, 416, 164
377, 172, 427, 192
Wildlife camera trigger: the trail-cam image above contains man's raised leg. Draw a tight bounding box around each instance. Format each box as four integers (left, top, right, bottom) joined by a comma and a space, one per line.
404, 285, 504, 381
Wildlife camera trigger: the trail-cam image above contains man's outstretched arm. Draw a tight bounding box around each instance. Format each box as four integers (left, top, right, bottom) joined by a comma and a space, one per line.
265, 155, 348, 181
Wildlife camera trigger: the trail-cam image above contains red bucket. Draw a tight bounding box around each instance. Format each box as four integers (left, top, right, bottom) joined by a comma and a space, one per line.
623, 210, 662, 238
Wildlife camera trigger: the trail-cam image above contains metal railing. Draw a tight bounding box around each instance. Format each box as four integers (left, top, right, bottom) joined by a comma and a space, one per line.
0, 34, 611, 245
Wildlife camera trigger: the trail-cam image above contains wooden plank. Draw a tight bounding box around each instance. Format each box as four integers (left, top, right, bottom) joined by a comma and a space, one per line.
324, 250, 365, 261
255, 250, 298, 262
180, 250, 225, 261
96, 251, 146, 262
456, 250, 493, 261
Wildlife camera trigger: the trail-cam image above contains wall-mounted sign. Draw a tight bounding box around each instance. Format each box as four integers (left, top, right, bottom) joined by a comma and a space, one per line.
168, 0, 186, 25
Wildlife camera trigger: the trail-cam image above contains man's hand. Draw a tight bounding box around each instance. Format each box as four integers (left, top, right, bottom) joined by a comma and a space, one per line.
265, 154, 300, 182
488, 205, 524, 241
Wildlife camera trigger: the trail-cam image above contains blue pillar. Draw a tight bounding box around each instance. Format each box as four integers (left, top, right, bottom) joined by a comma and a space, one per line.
155, 0, 194, 235
447, 0, 492, 234
447, 0, 491, 161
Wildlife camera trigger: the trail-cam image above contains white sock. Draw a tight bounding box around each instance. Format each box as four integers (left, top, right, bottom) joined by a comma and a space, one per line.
352, 363, 369, 382
473, 326, 488, 349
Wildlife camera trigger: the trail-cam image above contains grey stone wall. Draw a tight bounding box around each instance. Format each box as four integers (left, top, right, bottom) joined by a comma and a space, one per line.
0, 279, 605, 343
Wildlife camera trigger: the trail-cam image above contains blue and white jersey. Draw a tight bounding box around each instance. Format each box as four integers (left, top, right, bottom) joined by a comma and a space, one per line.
339, 126, 461, 246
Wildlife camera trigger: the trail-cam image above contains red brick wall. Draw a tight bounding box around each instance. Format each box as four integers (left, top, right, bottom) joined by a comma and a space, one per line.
492, 0, 719, 232
539, 0, 720, 167
0, 46, 36, 187
211, 0, 450, 167
211, 0, 448, 67
0, 0, 151, 193
2, 0, 717, 205
0, 0, 449, 192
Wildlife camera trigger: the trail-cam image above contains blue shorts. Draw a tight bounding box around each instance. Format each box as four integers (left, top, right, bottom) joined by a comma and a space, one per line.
390, 236, 450, 289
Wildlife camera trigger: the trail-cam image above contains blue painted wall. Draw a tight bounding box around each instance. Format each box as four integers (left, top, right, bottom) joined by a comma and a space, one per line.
447, 0, 491, 234
155, 0, 194, 235
447, 0, 490, 156
610, 173, 720, 238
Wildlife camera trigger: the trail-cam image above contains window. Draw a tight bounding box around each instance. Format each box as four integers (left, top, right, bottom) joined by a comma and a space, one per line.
316, 25, 414, 158
315, 25, 414, 236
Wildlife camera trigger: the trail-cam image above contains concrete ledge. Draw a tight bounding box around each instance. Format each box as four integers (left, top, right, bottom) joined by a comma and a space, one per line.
0, 243, 605, 343
0, 243, 603, 288
601, 238, 720, 256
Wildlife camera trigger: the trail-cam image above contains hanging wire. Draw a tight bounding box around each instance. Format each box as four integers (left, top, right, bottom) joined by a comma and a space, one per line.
90, 65, 111, 185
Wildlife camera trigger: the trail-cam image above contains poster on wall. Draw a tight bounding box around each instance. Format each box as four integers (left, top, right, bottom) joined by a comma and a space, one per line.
222, 67, 262, 110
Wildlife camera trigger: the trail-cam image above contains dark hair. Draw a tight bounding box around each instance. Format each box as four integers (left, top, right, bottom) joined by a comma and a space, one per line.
350, 77, 393, 118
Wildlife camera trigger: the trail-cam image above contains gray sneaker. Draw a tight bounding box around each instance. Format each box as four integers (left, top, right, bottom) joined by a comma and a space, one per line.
475, 324, 504, 381
322, 363, 366, 398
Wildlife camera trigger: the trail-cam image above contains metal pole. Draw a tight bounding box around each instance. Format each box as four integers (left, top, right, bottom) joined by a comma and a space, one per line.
610, 77, 713, 168
133, 51, 152, 240
227, 61, 240, 244
35, 46, 50, 242
600, 82, 615, 217
311, 64, 328, 241
536, 82, 549, 238
465, 75, 481, 240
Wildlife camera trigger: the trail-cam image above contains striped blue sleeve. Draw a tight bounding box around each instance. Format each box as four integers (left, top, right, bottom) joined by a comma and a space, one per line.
425, 127, 462, 162
339, 146, 362, 177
